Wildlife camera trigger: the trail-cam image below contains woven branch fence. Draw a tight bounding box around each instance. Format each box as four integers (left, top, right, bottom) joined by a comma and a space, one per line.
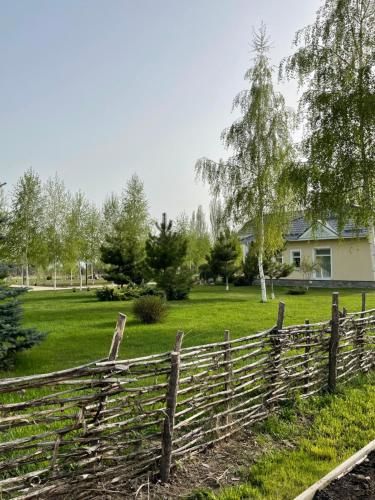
0, 292, 374, 498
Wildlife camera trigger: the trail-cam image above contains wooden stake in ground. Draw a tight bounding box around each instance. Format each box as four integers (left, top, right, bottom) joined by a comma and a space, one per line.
223, 330, 232, 426
328, 292, 339, 393
303, 319, 311, 395
268, 301, 285, 405
160, 331, 184, 483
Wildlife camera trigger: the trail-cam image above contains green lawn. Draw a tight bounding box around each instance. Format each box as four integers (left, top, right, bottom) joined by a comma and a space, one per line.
187, 371, 375, 500
5, 285, 375, 377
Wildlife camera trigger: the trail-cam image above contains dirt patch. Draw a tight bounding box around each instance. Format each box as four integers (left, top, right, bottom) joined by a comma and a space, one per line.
83, 428, 288, 499
314, 450, 375, 500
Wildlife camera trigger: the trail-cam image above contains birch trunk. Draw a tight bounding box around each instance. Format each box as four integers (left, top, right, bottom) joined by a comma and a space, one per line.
70, 269, 73, 286
91, 263, 95, 285
79, 262, 83, 291
53, 260, 57, 290
25, 256, 29, 287
257, 210, 267, 303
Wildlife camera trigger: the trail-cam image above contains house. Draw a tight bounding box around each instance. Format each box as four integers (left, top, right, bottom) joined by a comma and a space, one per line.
239, 215, 375, 287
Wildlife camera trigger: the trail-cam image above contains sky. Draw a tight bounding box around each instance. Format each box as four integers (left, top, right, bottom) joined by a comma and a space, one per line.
0, 0, 322, 220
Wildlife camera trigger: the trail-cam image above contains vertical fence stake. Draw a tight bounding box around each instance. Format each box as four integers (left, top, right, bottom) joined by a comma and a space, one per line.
328, 292, 339, 393
224, 330, 232, 426
303, 319, 311, 395
268, 302, 285, 405
361, 292, 366, 318
108, 313, 127, 361
357, 292, 367, 370
93, 313, 127, 424
160, 331, 184, 483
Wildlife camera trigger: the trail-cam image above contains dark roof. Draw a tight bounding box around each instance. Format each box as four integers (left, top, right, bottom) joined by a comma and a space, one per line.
239, 215, 368, 244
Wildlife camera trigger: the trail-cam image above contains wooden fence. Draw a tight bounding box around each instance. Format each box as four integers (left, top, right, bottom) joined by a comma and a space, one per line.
0, 292, 374, 498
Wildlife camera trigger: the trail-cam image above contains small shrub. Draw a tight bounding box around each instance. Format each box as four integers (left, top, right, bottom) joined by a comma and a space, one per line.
233, 275, 253, 286
96, 287, 120, 301
287, 287, 307, 295
133, 296, 168, 324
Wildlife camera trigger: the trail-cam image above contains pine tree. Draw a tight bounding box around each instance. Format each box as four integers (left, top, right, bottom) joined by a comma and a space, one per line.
146, 213, 192, 300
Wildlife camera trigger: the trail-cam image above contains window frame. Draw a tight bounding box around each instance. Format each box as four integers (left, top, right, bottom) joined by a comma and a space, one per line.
290, 249, 301, 269
313, 247, 332, 280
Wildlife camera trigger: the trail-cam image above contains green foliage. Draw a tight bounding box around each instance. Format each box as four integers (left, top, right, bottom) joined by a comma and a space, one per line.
146, 213, 193, 300
101, 175, 149, 286
7, 168, 44, 285
0, 285, 46, 370
196, 26, 296, 302
206, 230, 241, 288
282, 0, 375, 229
242, 243, 259, 284
133, 295, 168, 324
96, 285, 163, 301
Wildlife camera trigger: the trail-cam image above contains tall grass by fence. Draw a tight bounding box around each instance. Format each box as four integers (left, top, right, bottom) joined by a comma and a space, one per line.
0, 292, 374, 498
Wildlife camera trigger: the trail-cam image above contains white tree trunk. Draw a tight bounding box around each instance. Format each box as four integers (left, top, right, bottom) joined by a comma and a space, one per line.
225, 275, 229, 291
53, 260, 57, 290
258, 254, 267, 303
91, 263, 95, 285
258, 211, 267, 303
271, 279, 275, 300
70, 269, 73, 286
79, 262, 83, 291
25, 258, 29, 287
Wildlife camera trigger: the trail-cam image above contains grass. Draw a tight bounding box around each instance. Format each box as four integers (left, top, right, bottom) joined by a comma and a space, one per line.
5, 284, 375, 377
186, 371, 375, 500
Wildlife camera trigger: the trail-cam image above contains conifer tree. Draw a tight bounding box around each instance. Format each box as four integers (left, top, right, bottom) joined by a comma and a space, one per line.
0, 182, 45, 369
146, 213, 192, 300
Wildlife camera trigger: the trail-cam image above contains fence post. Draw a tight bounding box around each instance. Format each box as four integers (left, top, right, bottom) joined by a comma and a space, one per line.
92, 313, 127, 424
328, 292, 339, 393
356, 292, 367, 370
303, 319, 311, 395
268, 302, 285, 405
224, 330, 232, 426
361, 291, 366, 318
160, 330, 184, 483
108, 313, 127, 361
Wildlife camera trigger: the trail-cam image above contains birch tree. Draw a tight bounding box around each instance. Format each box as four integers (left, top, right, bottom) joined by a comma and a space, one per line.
196, 27, 296, 302
281, 0, 375, 231
42, 174, 68, 289
8, 168, 43, 286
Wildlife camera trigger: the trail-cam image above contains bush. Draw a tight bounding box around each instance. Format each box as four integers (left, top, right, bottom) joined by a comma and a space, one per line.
287, 287, 307, 295
96, 285, 164, 302
133, 296, 168, 324
233, 275, 253, 286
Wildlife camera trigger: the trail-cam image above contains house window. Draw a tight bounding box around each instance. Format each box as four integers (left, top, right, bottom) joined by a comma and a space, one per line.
275, 252, 283, 264
291, 250, 301, 268
314, 248, 332, 279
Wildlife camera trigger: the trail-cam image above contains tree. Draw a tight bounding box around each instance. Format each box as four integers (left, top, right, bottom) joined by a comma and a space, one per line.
264, 261, 294, 299
42, 174, 68, 289
300, 257, 319, 291
209, 198, 226, 243
207, 230, 241, 291
180, 206, 211, 272
282, 0, 375, 231
8, 168, 43, 286
64, 191, 90, 290
0, 192, 45, 369
100, 175, 150, 286
146, 213, 192, 300
196, 27, 296, 302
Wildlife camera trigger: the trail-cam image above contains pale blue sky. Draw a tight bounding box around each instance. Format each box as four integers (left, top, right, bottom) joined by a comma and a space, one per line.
0, 0, 321, 219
